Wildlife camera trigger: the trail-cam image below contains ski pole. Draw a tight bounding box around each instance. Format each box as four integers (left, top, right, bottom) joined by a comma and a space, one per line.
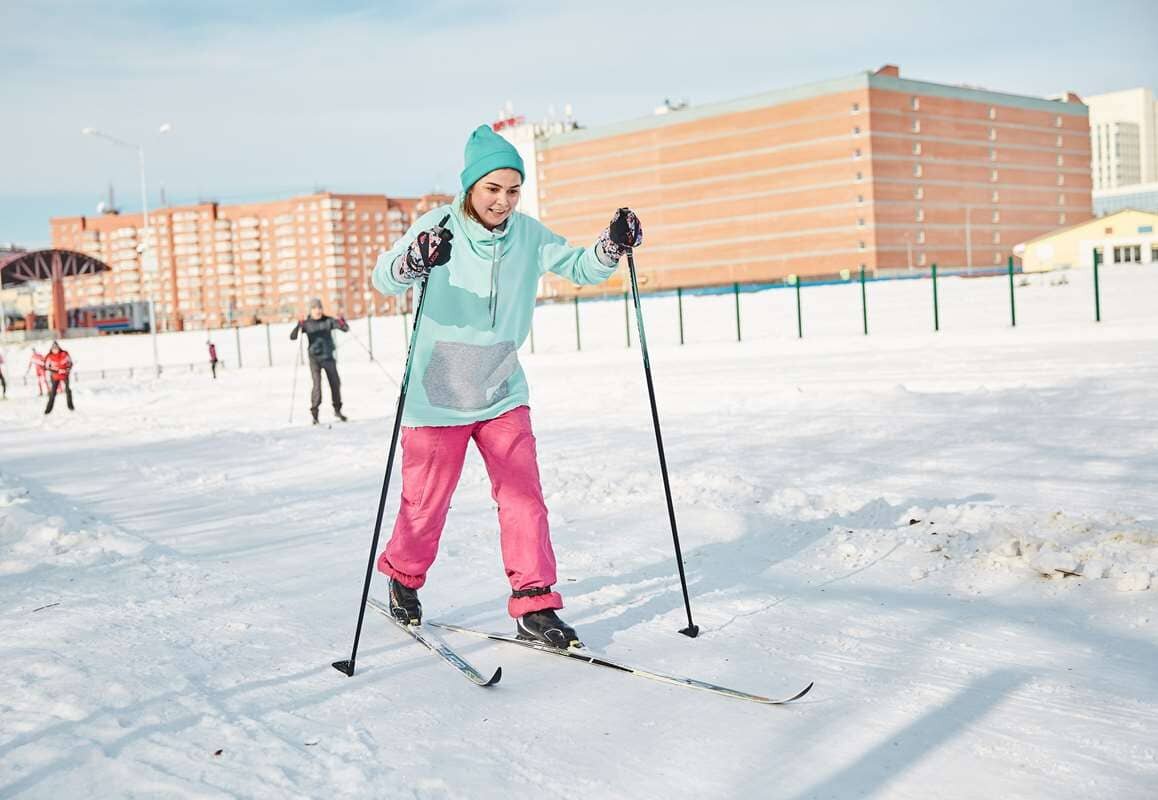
333, 216, 449, 677
625, 248, 699, 638
288, 333, 302, 424
344, 328, 400, 388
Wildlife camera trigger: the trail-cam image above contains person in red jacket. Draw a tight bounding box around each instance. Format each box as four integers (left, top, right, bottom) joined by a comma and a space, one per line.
27, 348, 47, 395
43, 341, 74, 414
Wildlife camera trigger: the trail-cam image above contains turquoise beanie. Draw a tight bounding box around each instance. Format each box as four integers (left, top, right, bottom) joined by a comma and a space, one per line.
460, 125, 525, 191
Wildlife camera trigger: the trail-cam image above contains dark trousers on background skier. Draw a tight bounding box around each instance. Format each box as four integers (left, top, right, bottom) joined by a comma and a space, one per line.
309, 356, 343, 423
45, 377, 73, 413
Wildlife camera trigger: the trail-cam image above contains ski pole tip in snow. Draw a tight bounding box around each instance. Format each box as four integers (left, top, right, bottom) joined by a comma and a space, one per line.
679, 624, 700, 639
331, 659, 355, 677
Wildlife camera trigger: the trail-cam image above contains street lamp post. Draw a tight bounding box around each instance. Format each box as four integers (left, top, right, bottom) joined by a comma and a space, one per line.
82, 125, 169, 376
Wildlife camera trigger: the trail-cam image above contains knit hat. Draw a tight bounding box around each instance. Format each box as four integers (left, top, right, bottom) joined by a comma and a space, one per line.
308, 298, 323, 310
460, 125, 525, 191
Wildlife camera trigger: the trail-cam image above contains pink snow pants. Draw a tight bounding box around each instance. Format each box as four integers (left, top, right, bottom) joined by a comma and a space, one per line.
377, 405, 563, 618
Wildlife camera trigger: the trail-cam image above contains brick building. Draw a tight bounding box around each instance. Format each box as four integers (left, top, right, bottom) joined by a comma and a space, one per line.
516, 64, 1092, 298
51, 192, 449, 330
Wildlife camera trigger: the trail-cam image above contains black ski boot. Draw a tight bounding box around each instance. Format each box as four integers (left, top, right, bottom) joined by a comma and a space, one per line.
388, 577, 421, 625
334, 409, 348, 422
311, 409, 319, 426
517, 609, 581, 648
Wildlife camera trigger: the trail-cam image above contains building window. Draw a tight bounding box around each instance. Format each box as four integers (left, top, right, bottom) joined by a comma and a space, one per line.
1057, 175, 1065, 186
856, 194, 865, 205
853, 148, 862, 159
851, 102, 861, 113
991, 210, 1000, 223
988, 128, 997, 141
989, 149, 997, 162
1056, 135, 1064, 147
911, 96, 920, 111
853, 126, 861, 135
912, 142, 922, 155
858, 241, 866, 251
1060, 213, 1067, 225
913, 163, 923, 177
857, 218, 866, 227
988, 107, 997, 120
991, 190, 999, 202
1055, 115, 1063, 127
916, 208, 924, 222
918, 252, 927, 266
992, 231, 1001, 244
991, 169, 999, 182
912, 119, 921, 133
855, 171, 864, 182
914, 186, 924, 200
917, 230, 926, 244
1152, 245, 1158, 262
1056, 154, 1064, 166
994, 252, 1003, 265
1059, 194, 1066, 205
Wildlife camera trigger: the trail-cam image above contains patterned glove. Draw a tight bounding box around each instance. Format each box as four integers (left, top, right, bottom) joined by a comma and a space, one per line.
596, 207, 643, 263
398, 215, 454, 281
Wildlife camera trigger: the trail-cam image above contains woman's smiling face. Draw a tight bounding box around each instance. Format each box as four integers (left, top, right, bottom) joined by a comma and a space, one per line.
468, 169, 522, 229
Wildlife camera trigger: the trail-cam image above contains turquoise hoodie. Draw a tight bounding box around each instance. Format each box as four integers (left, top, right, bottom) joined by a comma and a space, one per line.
371, 198, 617, 426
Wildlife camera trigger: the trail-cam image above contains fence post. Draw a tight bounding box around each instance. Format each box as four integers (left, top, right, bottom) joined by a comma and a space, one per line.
367, 314, 374, 360
932, 263, 940, 332
624, 291, 631, 348
677, 287, 685, 345
733, 282, 742, 342
1007, 256, 1017, 328
265, 323, 273, 366
1093, 249, 1102, 322
573, 296, 582, 352
859, 267, 868, 335
234, 325, 242, 369
793, 277, 803, 339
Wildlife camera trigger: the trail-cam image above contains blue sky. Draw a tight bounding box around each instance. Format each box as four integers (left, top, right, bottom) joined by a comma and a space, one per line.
2, 0, 1156, 247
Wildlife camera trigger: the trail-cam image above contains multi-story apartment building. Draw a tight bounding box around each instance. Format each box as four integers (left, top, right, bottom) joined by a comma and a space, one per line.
508, 64, 1092, 297
1087, 88, 1158, 192
51, 192, 449, 329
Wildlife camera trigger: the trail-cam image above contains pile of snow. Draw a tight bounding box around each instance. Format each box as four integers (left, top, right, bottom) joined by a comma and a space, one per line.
0, 472, 148, 575
815, 501, 1157, 591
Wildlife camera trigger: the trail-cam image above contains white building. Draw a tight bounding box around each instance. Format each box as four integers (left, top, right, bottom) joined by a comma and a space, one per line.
1087, 88, 1158, 191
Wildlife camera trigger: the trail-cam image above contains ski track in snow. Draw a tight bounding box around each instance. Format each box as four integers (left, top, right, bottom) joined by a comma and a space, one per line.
2, 271, 1157, 799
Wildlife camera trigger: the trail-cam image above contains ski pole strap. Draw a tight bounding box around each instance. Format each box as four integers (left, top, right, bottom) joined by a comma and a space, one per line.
510, 586, 553, 599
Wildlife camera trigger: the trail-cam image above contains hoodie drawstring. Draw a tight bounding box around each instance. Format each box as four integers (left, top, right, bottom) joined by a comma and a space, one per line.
488, 232, 502, 328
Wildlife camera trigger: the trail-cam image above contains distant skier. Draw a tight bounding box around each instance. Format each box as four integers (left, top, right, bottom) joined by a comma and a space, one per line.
369, 124, 643, 648
289, 298, 349, 425
208, 341, 219, 379
27, 348, 47, 395
43, 341, 74, 414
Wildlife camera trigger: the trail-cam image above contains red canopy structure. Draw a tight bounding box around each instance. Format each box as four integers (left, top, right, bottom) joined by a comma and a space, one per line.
0, 249, 110, 336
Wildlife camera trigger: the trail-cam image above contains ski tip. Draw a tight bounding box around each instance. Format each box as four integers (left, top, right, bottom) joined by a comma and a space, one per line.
331, 659, 355, 677
486, 666, 503, 686
781, 682, 814, 704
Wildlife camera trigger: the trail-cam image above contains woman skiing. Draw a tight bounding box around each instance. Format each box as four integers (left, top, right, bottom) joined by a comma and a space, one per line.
371, 124, 643, 647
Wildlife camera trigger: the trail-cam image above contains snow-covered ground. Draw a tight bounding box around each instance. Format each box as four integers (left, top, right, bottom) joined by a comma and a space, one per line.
1, 267, 1156, 799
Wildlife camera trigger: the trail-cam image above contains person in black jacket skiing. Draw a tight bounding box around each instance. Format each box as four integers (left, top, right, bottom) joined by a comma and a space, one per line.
290, 298, 350, 424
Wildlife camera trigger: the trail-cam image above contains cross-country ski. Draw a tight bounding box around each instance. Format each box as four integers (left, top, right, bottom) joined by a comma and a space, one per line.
430, 621, 813, 705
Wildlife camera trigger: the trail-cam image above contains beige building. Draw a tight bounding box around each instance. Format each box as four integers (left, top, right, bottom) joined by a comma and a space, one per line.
1013, 208, 1158, 272
1087, 88, 1158, 191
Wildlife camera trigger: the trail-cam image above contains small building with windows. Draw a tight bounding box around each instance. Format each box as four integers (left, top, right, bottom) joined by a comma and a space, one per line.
1013, 208, 1158, 272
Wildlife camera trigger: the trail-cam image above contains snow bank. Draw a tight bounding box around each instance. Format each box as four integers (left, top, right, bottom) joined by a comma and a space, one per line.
0, 472, 148, 575
814, 499, 1157, 590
